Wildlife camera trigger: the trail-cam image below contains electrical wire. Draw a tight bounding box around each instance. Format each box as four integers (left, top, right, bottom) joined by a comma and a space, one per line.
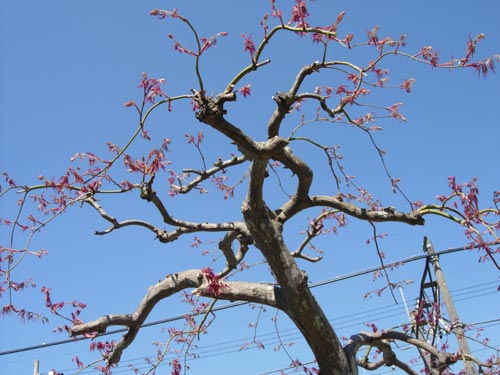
0, 243, 481, 357
4, 281, 498, 374
0, 243, 498, 375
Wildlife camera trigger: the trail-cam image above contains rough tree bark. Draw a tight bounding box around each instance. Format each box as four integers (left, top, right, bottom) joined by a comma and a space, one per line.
6, 5, 494, 375
68, 71, 433, 373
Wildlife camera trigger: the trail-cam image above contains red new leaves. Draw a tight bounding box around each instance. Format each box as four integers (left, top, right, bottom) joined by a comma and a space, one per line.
123, 138, 171, 176
289, 359, 320, 375
139, 73, 168, 105
167, 32, 228, 56
72, 355, 84, 369
170, 358, 181, 375
239, 84, 252, 98
89, 340, 115, 355
241, 34, 256, 56
1, 2, 499, 374
400, 78, 416, 93
89, 341, 118, 373
1, 172, 16, 189
290, 0, 310, 29
1, 303, 47, 323
386, 102, 406, 122
469, 56, 498, 78
429, 177, 500, 267
464, 33, 485, 63
311, 12, 344, 44
447, 176, 480, 224
367, 26, 380, 46
199, 32, 229, 54
150, 8, 180, 20
41, 286, 87, 329
124, 73, 170, 114
201, 267, 227, 296
416, 45, 440, 66
151, 8, 228, 58
460, 34, 500, 77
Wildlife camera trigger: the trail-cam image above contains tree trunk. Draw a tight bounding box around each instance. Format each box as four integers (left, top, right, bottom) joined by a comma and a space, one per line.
242, 158, 354, 375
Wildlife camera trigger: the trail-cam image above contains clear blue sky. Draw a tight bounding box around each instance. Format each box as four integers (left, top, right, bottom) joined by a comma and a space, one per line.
1, 1, 499, 374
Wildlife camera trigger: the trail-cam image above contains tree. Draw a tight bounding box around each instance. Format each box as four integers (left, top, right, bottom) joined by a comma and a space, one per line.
1, 2, 499, 374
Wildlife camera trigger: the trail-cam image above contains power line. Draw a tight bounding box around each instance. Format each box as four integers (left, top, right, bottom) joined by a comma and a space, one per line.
4, 281, 498, 374
0, 300, 248, 357
255, 316, 500, 375
63, 286, 500, 375
0, 243, 492, 358
56, 285, 498, 374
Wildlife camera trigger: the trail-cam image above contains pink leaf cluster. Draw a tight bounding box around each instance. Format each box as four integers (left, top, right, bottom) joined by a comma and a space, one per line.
201, 267, 228, 296
123, 139, 171, 176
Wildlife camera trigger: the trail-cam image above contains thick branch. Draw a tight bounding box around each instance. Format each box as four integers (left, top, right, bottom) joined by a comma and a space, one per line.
312, 195, 424, 225
273, 146, 313, 206
179, 154, 248, 194
69, 270, 288, 365
140, 177, 238, 234
85, 195, 167, 238
277, 194, 424, 226
268, 62, 324, 138
242, 156, 352, 374
192, 281, 286, 310
358, 354, 418, 375
69, 270, 203, 364
267, 60, 364, 139
87, 186, 241, 243
291, 220, 323, 262
357, 339, 419, 375
194, 91, 260, 158
218, 230, 252, 276
344, 331, 457, 375
295, 92, 344, 118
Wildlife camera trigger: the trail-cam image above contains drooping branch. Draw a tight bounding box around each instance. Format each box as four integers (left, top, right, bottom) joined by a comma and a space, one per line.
69, 269, 287, 365
178, 154, 248, 194
291, 215, 324, 263
224, 20, 342, 93
295, 92, 345, 118
192, 281, 286, 309
218, 230, 253, 276
139, 176, 238, 233
344, 331, 461, 375
69, 270, 202, 364
331, 197, 422, 225
85, 196, 165, 237
276, 193, 424, 226
356, 339, 419, 375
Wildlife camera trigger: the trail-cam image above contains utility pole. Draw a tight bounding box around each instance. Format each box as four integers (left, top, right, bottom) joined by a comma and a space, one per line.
33, 360, 40, 375
423, 237, 478, 375
400, 286, 433, 372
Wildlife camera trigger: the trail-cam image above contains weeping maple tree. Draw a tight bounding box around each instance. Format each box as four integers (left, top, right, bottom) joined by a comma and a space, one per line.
1, 2, 499, 375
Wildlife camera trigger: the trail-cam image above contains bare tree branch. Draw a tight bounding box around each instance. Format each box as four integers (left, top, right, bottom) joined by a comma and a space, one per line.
85, 196, 165, 237
69, 270, 201, 364
291, 217, 323, 262
69, 270, 288, 365
178, 154, 247, 194
192, 281, 286, 309
345, 331, 460, 375
139, 176, 238, 233
218, 230, 252, 276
